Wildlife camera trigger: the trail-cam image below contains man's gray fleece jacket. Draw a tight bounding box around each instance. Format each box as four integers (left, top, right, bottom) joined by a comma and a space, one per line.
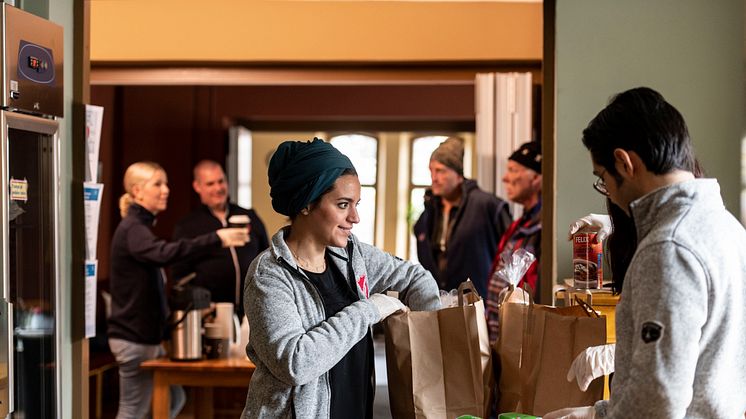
241, 227, 441, 418
594, 179, 746, 418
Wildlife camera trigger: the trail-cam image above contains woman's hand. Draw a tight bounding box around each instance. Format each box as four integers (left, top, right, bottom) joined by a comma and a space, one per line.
368, 294, 407, 322
567, 213, 612, 243
217, 227, 250, 247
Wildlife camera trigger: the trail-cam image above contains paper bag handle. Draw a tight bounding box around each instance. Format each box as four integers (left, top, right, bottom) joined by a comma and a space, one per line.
565, 288, 593, 308
496, 284, 515, 306
574, 295, 601, 318
457, 279, 481, 306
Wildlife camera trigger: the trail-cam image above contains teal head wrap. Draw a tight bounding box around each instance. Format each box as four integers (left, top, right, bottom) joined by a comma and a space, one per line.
268, 138, 356, 217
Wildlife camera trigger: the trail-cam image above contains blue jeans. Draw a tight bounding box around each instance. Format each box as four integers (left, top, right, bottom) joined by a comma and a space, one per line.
109, 338, 186, 419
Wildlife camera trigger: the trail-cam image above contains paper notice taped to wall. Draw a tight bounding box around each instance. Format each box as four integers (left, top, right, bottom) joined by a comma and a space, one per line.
9, 177, 28, 202
85, 260, 98, 338
85, 105, 104, 183
84, 182, 104, 260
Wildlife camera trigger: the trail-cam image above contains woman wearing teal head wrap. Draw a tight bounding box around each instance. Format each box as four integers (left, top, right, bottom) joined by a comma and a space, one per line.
268, 138, 356, 217
242, 138, 441, 419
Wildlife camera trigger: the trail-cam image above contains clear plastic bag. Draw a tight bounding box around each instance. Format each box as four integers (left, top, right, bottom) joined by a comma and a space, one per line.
493, 248, 536, 305
439, 288, 460, 308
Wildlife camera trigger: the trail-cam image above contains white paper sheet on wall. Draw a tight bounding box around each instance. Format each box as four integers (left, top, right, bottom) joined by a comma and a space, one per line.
84, 182, 104, 260
85, 260, 98, 338
85, 105, 104, 183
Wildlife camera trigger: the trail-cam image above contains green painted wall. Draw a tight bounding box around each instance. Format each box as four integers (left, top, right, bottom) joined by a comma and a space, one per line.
47, 0, 74, 417
555, 0, 744, 282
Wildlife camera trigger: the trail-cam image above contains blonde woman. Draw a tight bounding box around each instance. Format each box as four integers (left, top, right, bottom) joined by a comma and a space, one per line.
107, 161, 248, 419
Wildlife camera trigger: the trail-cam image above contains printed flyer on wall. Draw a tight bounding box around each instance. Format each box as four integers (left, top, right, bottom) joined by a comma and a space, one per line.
86, 104, 104, 182
85, 260, 98, 338
84, 182, 104, 260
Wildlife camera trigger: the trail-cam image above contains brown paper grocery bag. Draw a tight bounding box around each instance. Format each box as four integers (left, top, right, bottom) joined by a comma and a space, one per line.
519, 301, 606, 416
494, 296, 529, 414
384, 281, 492, 419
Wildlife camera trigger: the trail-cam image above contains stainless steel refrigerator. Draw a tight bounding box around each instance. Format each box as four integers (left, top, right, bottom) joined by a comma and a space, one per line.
0, 4, 63, 418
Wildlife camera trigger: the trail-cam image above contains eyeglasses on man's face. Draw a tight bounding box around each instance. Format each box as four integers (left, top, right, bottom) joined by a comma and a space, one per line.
593, 169, 609, 196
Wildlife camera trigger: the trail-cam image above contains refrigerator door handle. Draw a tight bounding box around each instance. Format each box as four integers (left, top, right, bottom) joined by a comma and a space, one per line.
6, 301, 12, 415
0, 299, 11, 417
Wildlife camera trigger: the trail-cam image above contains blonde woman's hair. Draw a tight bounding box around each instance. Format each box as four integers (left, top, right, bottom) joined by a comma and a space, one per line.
119, 161, 164, 218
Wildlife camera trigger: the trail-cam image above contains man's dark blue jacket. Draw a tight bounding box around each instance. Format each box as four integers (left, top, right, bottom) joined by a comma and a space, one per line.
413, 179, 511, 297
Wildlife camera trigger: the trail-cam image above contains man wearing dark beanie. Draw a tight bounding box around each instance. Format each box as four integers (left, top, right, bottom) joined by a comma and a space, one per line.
485, 140, 543, 342
414, 137, 512, 298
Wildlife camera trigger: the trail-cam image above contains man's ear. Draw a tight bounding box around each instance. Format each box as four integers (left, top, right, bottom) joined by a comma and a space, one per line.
531, 173, 543, 191
192, 180, 200, 194
613, 148, 635, 178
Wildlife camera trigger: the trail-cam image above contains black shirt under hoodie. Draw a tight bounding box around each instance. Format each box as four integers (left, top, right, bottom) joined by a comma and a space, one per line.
302, 255, 373, 419
107, 204, 220, 344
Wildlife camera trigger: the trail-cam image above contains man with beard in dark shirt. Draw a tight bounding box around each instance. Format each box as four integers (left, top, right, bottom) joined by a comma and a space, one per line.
172, 160, 269, 318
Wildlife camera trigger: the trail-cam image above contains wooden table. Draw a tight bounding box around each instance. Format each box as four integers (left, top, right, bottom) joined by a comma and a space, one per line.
140, 356, 255, 419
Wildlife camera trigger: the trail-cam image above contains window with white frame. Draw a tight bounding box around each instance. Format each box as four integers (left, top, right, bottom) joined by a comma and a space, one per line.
229, 126, 253, 209
408, 135, 450, 261
330, 134, 378, 245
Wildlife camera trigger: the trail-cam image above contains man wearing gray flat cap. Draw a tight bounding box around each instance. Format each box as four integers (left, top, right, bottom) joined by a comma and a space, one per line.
414, 137, 512, 298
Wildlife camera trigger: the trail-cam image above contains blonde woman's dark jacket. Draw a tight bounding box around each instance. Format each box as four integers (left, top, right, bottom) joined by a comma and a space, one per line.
108, 204, 220, 344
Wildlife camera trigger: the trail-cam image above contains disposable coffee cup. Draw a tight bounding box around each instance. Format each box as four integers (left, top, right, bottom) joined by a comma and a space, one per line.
203, 337, 229, 359
204, 322, 225, 339
203, 322, 229, 359
228, 214, 250, 229
228, 214, 251, 239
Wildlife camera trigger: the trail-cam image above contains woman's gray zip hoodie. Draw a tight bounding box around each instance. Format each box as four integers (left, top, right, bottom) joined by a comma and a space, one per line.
241, 227, 441, 418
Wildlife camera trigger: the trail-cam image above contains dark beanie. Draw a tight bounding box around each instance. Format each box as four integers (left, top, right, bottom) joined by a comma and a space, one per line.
509, 141, 542, 174
430, 137, 464, 175
268, 138, 355, 217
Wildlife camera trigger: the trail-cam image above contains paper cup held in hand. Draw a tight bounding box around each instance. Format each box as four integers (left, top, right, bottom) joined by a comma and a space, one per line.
228, 214, 251, 241
228, 214, 250, 228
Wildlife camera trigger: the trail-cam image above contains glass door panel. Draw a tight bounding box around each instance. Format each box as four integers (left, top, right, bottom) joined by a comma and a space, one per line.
8, 126, 56, 419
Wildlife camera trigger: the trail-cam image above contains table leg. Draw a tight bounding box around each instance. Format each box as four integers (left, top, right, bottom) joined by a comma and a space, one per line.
151, 372, 170, 419
94, 371, 103, 419
194, 387, 214, 419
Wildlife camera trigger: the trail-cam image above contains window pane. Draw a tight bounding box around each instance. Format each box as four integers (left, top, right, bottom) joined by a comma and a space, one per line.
411, 135, 448, 186
354, 186, 376, 245
409, 187, 427, 225
408, 187, 427, 261
330, 134, 377, 245
330, 134, 378, 185
237, 130, 252, 208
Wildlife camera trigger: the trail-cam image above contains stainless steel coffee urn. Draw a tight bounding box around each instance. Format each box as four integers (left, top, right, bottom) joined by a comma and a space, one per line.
169, 286, 210, 361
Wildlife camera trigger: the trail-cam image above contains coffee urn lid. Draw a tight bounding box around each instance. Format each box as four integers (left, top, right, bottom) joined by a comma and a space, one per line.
170, 286, 211, 311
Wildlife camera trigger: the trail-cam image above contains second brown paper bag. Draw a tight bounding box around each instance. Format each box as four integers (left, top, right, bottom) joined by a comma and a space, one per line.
493, 295, 528, 414
518, 302, 606, 416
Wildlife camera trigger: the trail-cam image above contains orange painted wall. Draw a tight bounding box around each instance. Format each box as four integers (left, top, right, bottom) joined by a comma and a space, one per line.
90, 1, 542, 62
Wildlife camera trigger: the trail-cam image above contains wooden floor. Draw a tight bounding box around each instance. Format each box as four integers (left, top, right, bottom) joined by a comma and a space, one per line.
97, 387, 245, 419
